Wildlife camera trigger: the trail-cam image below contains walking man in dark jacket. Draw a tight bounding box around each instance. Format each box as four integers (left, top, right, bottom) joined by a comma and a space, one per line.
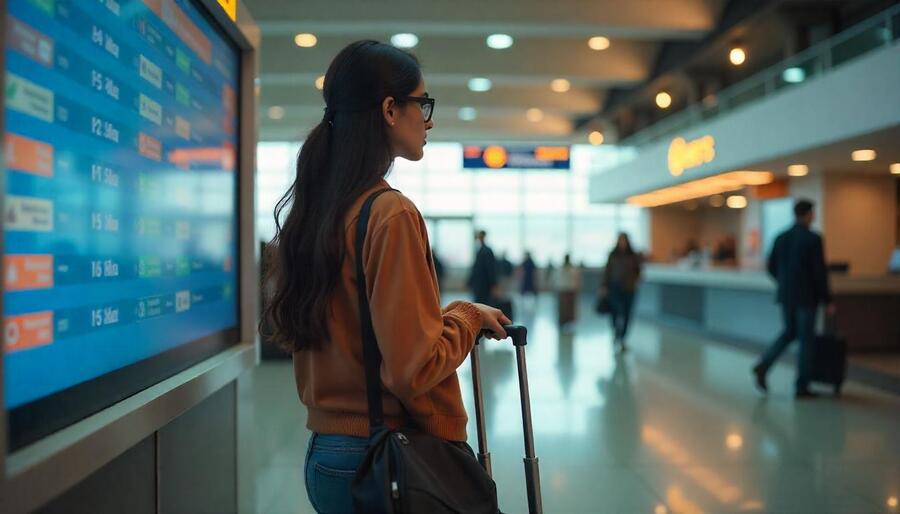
468, 230, 498, 305
753, 199, 834, 398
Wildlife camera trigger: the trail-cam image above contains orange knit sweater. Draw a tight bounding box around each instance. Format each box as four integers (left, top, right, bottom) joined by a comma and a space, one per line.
292, 179, 482, 442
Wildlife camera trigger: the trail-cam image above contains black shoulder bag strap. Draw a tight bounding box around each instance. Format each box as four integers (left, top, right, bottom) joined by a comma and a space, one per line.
354, 187, 397, 435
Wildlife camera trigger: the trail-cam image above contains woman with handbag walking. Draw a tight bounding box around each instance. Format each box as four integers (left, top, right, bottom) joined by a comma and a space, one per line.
261, 40, 510, 513
601, 233, 643, 352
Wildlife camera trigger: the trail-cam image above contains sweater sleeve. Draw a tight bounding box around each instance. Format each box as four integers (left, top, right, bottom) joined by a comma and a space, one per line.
365, 208, 482, 403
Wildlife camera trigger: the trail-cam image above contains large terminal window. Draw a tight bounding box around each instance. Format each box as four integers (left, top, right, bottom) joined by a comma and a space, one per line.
4, 0, 241, 450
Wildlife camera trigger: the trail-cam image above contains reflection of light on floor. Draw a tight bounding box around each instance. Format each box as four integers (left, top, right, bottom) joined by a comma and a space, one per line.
666, 486, 704, 514
739, 499, 765, 511
643, 425, 746, 506
725, 433, 743, 451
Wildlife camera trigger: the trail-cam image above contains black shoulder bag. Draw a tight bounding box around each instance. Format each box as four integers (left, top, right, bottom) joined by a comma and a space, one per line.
350, 188, 498, 514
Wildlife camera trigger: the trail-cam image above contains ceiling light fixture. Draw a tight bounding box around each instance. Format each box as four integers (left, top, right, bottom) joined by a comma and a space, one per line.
589, 131, 604, 145
783, 67, 806, 84
294, 33, 317, 48
458, 107, 477, 121
314, 75, 325, 90
890, 163, 900, 175
656, 91, 672, 109
726, 195, 748, 209
851, 149, 877, 162
486, 34, 513, 49
729, 46, 746, 66
526, 108, 544, 122
551, 78, 571, 93
788, 164, 809, 177
588, 36, 610, 50
390, 33, 419, 48
468, 77, 492, 92
267, 106, 285, 120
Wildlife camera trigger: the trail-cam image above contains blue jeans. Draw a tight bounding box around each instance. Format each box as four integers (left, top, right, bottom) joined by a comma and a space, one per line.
304, 433, 368, 514
758, 304, 816, 392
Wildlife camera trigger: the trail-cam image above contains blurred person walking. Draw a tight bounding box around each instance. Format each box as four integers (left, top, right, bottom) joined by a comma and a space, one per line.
601, 233, 642, 352
752, 199, 834, 398
557, 254, 581, 327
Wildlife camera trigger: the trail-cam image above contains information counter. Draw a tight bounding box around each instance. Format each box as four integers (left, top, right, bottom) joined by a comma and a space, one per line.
637, 265, 900, 352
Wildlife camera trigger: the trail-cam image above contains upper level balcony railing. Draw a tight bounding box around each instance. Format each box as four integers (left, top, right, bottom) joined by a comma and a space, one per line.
620, 4, 900, 147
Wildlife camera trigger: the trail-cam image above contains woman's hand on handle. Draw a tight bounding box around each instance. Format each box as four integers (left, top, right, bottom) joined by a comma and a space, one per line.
472, 303, 511, 340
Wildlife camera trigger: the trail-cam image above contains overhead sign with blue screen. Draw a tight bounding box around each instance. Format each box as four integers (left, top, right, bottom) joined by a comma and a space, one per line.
463, 145, 571, 170
4, 0, 240, 449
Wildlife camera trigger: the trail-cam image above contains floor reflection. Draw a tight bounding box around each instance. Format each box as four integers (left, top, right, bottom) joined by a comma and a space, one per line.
252, 292, 900, 514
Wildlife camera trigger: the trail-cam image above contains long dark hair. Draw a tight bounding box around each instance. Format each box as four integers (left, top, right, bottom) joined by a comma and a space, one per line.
262, 41, 422, 352
611, 232, 635, 256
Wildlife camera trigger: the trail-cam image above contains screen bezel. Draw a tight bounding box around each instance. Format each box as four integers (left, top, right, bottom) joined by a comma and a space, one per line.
3, 0, 244, 452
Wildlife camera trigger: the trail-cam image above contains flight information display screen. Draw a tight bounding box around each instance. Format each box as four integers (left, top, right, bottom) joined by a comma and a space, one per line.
4, 0, 240, 448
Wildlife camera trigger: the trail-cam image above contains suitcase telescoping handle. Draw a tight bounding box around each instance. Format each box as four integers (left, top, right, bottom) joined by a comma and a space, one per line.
471, 325, 543, 514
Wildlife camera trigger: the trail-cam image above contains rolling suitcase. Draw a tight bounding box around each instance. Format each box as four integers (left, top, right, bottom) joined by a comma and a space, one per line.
470, 325, 543, 514
811, 315, 847, 395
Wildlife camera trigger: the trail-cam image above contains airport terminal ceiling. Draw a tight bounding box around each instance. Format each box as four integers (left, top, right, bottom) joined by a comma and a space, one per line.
246, 0, 730, 143
245, 0, 890, 144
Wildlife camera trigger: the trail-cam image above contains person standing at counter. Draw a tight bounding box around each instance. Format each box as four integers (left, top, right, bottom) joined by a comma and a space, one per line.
753, 199, 834, 398
602, 233, 643, 352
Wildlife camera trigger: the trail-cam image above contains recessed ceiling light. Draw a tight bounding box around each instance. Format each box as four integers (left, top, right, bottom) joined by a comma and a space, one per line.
851, 149, 876, 161
589, 131, 604, 145
709, 194, 725, 207
783, 67, 805, 84
526, 108, 544, 122
890, 163, 900, 175
314, 75, 325, 90
656, 91, 672, 109
294, 33, 317, 48
267, 106, 285, 120
729, 47, 746, 66
550, 78, 571, 93
788, 164, 809, 177
458, 107, 477, 121
390, 33, 419, 48
588, 36, 610, 51
726, 195, 748, 209
486, 34, 513, 49
468, 77, 492, 92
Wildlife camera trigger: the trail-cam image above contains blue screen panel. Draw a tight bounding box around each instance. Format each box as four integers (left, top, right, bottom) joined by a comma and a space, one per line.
3, 0, 240, 428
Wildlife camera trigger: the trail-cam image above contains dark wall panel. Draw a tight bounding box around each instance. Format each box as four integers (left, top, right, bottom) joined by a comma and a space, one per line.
158, 383, 237, 514
660, 284, 705, 324
37, 435, 156, 514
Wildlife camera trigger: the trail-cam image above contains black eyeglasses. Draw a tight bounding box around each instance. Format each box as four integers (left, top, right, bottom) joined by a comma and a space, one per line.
402, 95, 435, 122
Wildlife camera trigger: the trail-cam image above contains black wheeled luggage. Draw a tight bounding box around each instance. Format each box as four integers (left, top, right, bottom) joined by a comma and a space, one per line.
811, 315, 847, 395
470, 325, 543, 514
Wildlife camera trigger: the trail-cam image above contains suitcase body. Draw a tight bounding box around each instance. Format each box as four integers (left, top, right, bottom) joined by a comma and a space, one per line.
470, 325, 542, 514
811, 331, 847, 395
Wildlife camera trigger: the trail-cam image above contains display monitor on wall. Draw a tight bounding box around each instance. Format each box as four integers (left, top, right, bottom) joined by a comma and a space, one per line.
3, 0, 241, 450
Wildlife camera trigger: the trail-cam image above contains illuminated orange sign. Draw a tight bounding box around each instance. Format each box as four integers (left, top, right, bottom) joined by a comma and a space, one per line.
482, 146, 508, 169
668, 135, 715, 176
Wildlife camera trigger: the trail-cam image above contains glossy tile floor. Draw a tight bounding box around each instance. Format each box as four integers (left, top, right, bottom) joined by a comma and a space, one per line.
251, 294, 900, 514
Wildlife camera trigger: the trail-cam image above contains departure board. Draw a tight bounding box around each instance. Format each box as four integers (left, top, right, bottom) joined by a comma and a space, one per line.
4, 0, 240, 445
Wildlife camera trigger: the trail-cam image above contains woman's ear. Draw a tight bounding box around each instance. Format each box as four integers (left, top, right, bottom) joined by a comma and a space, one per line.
382, 96, 397, 127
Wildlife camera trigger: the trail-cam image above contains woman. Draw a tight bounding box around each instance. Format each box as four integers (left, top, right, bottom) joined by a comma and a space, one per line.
602, 233, 642, 351
262, 41, 510, 513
